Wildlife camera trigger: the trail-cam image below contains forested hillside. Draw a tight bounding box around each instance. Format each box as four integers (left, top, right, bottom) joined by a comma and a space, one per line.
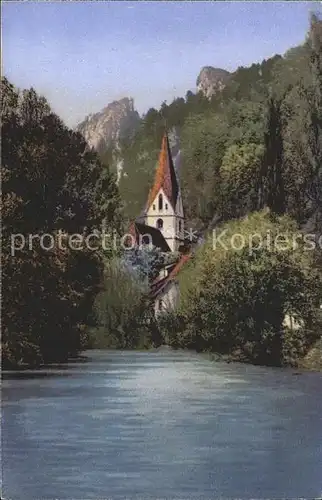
99, 16, 320, 239
156, 14, 322, 368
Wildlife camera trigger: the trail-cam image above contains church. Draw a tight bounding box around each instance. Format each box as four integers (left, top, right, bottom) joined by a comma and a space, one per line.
128, 132, 191, 316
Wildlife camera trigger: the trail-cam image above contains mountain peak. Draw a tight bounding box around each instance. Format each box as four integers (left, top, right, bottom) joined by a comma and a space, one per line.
196, 66, 231, 98
77, 97, 140, 151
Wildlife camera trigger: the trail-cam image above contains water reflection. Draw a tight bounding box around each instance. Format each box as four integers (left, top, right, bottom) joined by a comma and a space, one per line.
2, 350, 322, 499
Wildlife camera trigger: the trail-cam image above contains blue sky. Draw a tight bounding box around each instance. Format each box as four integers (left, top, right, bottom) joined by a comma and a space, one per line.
2, 1, 318, 127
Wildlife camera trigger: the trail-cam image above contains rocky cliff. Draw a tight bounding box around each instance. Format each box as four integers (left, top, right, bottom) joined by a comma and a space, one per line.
76, 97, 140, 151
76, 67, 231, 152
196, 66, 231, 98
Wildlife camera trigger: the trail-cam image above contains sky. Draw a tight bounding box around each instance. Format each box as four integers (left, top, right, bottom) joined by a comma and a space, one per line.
2, 1, 319, 128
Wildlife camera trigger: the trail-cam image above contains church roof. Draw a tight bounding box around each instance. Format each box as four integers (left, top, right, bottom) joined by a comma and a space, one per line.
150, 253, 191, 298
146, 132, 179, 210
126, 221, 171, 252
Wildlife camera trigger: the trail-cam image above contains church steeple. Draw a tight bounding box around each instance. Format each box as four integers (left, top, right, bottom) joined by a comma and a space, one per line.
147, 132, 179, 211
144, 131, 184, 252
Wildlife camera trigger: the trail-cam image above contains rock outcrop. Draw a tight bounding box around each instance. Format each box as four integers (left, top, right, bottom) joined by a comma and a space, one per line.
196, 66, 231, 98
76, 97, 140, 151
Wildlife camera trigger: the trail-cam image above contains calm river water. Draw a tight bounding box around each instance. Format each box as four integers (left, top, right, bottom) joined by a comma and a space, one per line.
2, 349, 322, 499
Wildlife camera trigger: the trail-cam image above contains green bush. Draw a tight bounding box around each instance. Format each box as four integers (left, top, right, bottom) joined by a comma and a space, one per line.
175, 210, 321, 366
90, 255, 165, 349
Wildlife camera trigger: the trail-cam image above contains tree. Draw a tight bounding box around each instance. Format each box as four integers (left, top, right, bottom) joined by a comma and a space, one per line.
280, 15, 322, 231
124, 247, 167, 284
180, 113, 229, 226
260, 95, 286, 214
1, 78, 121, 367
92, 256, 151, 349
176, 210, 321, 366
306, 13, 322, 233
221, 143, 264, 219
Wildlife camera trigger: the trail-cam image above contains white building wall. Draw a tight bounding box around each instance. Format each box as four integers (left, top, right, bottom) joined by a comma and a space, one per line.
154, 281, 180, 317
283, 314, 304, 331
145, 188, 184, 251
175, 192, 185, 244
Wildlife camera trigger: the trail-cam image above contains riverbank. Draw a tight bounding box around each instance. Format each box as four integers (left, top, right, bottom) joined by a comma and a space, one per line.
3, 337, 322, 372
1, 354, 89, 372
298, 338, 322, 371
209, 341, 322, 372
146, 343, 322, 372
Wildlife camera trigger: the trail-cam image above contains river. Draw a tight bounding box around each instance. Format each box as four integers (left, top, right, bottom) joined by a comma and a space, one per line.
2, 349, 322, 499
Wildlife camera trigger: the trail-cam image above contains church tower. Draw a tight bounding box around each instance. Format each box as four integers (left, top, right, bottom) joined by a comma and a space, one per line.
145, 132, 184, 252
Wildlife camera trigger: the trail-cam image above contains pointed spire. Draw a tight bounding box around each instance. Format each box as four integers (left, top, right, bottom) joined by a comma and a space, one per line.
147, 131, 179, 210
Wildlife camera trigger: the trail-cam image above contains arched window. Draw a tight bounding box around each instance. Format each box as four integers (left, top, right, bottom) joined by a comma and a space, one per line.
165, 203, 168, 210
158, 194, 163, 211
178, 220, 182, 232
156, 218, 163, 230
153, 204, 156, 211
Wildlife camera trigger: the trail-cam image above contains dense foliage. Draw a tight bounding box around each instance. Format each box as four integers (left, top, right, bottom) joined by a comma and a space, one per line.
91, 248, 169, 349
130, 14, 321, 367
1, 78, 121, 367
161, 211, 321, 366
